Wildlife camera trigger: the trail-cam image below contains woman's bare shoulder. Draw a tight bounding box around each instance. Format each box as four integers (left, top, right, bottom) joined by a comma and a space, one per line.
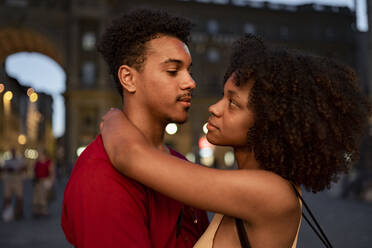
236, 169, 300, 221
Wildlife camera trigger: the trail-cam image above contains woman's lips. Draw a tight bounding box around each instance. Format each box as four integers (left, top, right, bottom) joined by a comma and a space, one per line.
207, 121, 219, 130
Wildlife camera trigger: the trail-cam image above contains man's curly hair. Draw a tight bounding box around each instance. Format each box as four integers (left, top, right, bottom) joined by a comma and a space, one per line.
96, 9, 193, 97
225, 34, 371, 192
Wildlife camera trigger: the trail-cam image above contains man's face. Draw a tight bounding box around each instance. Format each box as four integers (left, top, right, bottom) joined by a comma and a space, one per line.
135, 35, 196, 124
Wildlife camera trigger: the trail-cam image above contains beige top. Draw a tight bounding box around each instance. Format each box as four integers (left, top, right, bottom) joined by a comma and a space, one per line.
193, 212, 302, 248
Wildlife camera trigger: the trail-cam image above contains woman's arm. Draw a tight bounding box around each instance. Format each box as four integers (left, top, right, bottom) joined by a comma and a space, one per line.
101, 109, 298, 222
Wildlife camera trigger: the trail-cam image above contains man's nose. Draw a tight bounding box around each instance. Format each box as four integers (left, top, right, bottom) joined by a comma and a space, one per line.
181, 74, 196, 90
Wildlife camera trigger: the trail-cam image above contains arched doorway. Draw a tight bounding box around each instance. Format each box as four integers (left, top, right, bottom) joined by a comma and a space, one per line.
0, 28, 66, 173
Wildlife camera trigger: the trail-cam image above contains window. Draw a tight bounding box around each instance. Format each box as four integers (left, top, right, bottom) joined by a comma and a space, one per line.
280, 26, 289, 39
207, 48, 220, 63
82, 32, 96, 51
81, 61, 96, 86
325, 28, 335, 39
207, 20, 219, 34
244, 23, 256, 34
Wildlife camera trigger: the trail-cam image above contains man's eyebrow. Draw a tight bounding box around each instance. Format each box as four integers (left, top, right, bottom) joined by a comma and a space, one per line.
162, 58, 183, 65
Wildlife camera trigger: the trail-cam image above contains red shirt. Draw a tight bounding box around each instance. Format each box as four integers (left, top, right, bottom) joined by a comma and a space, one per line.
61, 135, 208, 248
34, 159, 51, 179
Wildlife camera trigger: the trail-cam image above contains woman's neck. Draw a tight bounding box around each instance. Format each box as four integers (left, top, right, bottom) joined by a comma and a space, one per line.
234, 146, 260, 170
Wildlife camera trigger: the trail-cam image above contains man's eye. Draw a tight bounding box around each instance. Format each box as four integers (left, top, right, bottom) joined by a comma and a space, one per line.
167, 70, 178, 76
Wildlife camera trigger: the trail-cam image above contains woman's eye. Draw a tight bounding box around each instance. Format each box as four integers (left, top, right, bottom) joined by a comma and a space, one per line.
229, 98, 238, 107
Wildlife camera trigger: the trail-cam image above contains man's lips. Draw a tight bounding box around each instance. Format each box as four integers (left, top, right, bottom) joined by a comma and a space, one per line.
177, 95, 192, 107
178, 96, 191, 102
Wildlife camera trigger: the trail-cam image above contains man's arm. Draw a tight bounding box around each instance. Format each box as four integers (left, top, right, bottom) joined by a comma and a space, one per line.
62, 157, 152, 248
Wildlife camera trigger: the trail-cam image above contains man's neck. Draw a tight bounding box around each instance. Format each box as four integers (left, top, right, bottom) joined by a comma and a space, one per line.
122, 105, 167, 152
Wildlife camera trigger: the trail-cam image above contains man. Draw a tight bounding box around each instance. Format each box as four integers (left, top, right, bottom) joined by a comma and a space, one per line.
2, 148, 26, 220
61, 9, 209, 248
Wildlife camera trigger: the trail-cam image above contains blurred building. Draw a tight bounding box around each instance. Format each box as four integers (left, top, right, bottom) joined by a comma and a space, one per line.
0, 66, 29, 153
368, 0, 372, 96
359, 0, 372, 201
0, 65, 54, 170
0, 0, 369, 172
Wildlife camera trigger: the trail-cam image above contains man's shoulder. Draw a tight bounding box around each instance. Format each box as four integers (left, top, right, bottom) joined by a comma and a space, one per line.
72, 134, 118, 174
66, 135, 147, 195
78, 134, 108, 162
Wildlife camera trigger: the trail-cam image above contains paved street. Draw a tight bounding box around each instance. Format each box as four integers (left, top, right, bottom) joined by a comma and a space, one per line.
0, 178, 72, 248
0, 177, 371, 247
298, 187, 372, 248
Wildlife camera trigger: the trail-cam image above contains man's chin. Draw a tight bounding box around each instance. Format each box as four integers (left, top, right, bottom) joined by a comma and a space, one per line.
168, 114, 188, 124
171, 118, 187, 124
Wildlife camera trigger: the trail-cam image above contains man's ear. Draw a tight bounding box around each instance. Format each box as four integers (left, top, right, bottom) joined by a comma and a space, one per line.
118, 65, 136, 93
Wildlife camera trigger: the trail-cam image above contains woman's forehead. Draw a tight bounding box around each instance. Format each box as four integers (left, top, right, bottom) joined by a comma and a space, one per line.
223, 78, 253, 102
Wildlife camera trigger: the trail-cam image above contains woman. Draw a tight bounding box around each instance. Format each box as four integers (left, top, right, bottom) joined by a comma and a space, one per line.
100, 35, 371, 247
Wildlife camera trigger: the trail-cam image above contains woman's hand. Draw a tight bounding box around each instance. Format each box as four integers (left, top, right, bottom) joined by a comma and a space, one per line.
100, 108, 148, 169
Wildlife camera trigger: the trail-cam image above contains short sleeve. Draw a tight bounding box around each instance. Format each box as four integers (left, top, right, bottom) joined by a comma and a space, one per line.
62, 158, 152, 248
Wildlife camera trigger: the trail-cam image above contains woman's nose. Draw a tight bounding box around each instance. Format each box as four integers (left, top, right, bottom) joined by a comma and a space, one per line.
209, 100, 222, 117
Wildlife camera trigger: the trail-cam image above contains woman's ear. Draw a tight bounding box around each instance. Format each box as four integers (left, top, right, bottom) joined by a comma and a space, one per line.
118, 65, 136, 93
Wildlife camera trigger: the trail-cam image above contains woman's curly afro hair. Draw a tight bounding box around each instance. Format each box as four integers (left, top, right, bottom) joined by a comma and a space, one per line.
225, 34, 371, 192
96, 9, 193, 96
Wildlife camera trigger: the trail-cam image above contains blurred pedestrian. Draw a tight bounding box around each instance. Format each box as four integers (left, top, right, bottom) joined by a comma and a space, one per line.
55, 146, 65, 180
33, 149, 55, 217
2, 148, 26, 221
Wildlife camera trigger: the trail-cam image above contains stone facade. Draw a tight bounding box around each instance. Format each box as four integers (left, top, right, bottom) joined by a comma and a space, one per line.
0, 0, 364, 169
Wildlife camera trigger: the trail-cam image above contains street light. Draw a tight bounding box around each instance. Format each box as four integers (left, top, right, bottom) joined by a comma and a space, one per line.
27, 88, 34, 96
3, 91, 13, 101
18, 134, 27, 145
29, 92, 38, 102
3, 90, 12, 116
165, 123, 178, 135
0, 83, 4, 93
202, 122, 208, 134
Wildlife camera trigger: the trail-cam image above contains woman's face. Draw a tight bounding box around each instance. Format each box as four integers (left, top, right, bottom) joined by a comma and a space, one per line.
206, 75, 255, 147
